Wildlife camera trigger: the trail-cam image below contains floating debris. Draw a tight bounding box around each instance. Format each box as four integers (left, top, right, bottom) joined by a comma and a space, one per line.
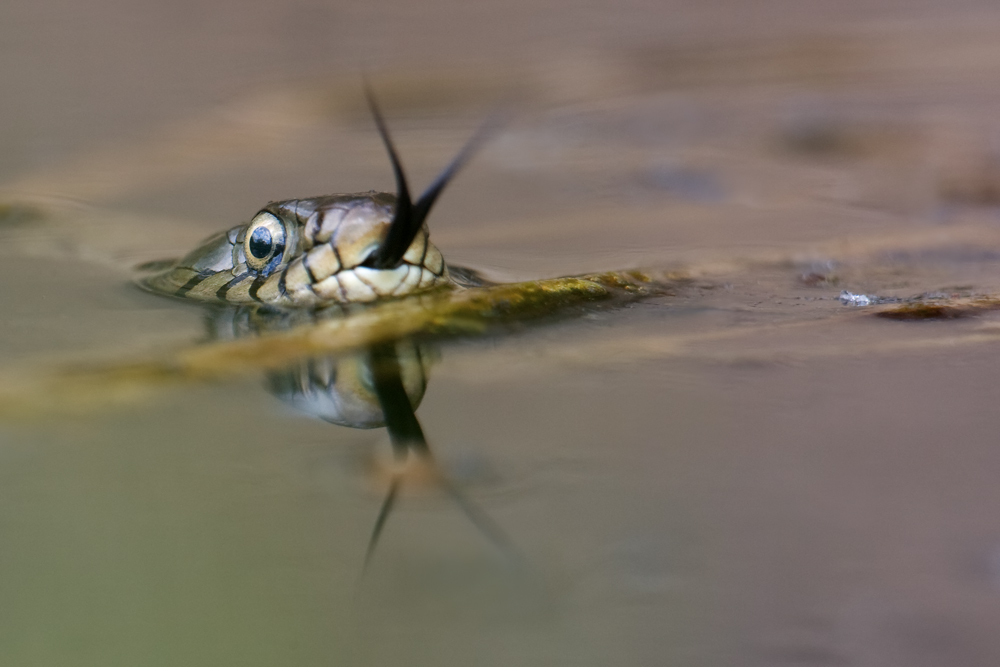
877, 303, 967, 320
839, 290, 905, 307
876, 298, 1000, 320
800, 271, 838, 287
796, 259, 839, 287
839, 290, 872, 306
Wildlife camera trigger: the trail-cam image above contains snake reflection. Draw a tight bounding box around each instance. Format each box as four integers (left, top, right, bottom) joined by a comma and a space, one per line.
207, 304, 514, 564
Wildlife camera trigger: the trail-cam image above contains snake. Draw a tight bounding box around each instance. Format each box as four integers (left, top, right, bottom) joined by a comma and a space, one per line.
135, 88, 684, 563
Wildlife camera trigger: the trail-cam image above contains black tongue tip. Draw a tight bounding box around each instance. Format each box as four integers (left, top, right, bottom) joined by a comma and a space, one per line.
362, 81, 500, 269
363, 82, 415, 269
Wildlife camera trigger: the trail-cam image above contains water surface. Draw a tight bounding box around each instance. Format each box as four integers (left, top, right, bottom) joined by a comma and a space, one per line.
4, 2, 1000, 665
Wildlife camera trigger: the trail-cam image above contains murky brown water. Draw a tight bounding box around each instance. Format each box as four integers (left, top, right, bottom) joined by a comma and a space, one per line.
5, 1, 1000, 665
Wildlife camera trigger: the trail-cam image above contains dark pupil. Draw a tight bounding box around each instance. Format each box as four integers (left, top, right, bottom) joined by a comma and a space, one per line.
249, 226, 273, 259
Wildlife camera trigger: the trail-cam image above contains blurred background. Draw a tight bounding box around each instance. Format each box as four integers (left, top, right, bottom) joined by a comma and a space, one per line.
4, 1, 1000, 665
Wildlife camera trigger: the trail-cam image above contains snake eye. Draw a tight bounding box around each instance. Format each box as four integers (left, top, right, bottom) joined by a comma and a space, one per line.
243, 211, 287, 273
249, 226, 272, 259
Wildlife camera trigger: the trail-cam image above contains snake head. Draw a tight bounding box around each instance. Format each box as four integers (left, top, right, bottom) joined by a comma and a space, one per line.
140, 85, 492, 307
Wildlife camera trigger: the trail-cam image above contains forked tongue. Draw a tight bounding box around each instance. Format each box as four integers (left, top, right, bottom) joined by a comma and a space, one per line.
361, 83, 501, 269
